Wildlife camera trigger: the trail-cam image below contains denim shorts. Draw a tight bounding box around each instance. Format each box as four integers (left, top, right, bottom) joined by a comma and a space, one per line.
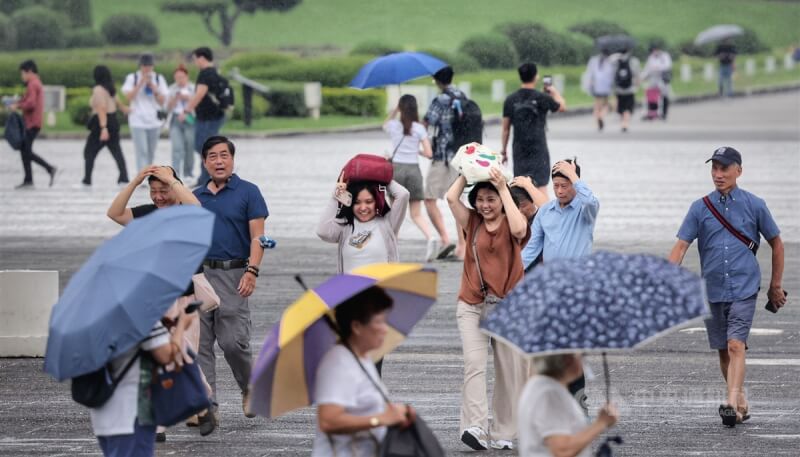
704, 294, 757, 350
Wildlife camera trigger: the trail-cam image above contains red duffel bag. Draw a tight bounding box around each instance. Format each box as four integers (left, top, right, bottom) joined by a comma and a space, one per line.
341, 154, 393, 184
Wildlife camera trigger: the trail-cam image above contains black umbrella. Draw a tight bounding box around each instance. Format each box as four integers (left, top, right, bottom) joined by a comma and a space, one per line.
596, 35, 637, 54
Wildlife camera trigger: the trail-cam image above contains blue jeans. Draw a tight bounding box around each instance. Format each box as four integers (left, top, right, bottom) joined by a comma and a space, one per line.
194, 116, 225, 185
719, 64, 734, 98
97, 418, 156, 457
170, 116, 195, 177
130, 127, 160, 173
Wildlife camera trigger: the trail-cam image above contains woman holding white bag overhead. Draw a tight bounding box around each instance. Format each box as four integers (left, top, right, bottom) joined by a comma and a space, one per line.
446, 143, 531, 452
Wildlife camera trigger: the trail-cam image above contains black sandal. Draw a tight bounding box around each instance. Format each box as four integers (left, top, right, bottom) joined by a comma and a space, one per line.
719, 404, 737, 427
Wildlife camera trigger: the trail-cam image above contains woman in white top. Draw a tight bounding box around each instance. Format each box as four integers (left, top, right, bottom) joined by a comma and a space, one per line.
166, 64, 196, 179
584, 51, 615, 131
518, 354, 618, 457
314, 286, 412, 457
383, 95, 438, 261
316, 175, 409, 274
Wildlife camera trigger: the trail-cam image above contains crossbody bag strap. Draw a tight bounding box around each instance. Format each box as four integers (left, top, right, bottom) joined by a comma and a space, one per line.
702, 196, 758, 254
471, 220, 488, 298
389, 135, 405, 162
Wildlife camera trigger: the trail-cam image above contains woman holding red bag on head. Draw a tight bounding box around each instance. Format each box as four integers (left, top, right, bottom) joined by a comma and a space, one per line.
316, 171, 409, 274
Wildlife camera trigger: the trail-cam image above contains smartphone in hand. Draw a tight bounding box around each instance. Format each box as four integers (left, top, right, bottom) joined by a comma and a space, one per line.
765, 290, 788, 313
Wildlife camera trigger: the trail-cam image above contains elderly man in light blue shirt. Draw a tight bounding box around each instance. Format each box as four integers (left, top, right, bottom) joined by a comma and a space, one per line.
521, 159, 600, 269
669, 146, 785, 428
520, 158, 599, 414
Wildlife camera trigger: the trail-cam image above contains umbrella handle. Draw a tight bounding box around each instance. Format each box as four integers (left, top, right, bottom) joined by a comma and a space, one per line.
603, 352, 610, 404
294, 274, 309, 291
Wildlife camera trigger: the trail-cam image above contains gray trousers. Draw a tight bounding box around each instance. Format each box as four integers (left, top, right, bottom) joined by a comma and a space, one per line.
198, 267, 252, 402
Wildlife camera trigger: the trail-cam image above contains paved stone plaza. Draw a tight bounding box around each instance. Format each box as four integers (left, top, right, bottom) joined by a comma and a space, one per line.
1, 92, 798, 456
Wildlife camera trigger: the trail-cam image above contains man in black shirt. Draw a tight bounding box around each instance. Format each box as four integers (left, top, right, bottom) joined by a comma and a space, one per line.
500, 63, 566, 193
715, 40, 737, 98
184, 47, 226, 187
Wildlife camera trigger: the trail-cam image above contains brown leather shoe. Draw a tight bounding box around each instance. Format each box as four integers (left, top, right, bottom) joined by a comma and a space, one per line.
243, 390, 256, 418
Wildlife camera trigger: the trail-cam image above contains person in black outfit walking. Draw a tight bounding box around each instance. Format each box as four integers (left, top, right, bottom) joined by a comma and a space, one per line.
82, 65, 129, 186
500, 63, 566, 194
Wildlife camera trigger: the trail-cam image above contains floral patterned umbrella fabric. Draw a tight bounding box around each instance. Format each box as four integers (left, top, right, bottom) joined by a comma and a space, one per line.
480, 251, 708, 356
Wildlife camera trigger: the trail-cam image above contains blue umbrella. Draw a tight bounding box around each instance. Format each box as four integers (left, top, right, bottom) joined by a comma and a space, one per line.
349, 52, 448, 89
44, 205, 215, 381
480, 251, 708, 402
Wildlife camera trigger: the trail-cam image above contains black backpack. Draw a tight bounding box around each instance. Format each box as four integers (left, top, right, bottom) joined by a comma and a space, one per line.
615, 58, 633, 89
511, 97, 543, 140
4, 111, 26, 150
445, 90, 483, 151
71, 350, 141, 408
209, 73, 234, 110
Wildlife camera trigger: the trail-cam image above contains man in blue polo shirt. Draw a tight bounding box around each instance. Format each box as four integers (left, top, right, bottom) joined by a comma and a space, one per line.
669, 146, 785, 427
520, 158, 599, 414
193, 136, 268, 434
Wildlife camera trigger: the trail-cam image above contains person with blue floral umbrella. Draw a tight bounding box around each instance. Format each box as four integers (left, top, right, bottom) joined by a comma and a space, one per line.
481, 251, 708, 455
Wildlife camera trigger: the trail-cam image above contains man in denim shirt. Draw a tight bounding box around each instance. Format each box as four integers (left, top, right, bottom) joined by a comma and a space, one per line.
669, 146, 785, 427
423, 66, 465, 259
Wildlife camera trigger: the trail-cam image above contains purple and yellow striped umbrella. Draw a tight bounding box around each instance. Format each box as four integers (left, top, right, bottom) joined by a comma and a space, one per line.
248, 263, 438, 418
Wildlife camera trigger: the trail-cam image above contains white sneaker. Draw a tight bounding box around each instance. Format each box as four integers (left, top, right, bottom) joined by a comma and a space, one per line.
460, 426, 488, 450
424, 238, 440, 263
490, 439, 514, 450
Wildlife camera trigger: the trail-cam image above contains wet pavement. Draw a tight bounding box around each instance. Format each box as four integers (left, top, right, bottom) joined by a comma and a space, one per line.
1, 92, 798, 456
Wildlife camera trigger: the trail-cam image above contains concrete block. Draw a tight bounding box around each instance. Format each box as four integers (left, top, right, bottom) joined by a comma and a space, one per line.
745, 59, 756, 76
0, 270, 58, 357
491, 79, 506, 102
553, 74, 566, 95
680, 63, 692, 82
457, 81, 472, 99
765, 56, 776, 73
785, 53, 796, 70
703, 63, 715, 82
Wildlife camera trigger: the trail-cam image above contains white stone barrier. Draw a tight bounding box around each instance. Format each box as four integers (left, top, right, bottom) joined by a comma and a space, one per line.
0, 270, 58, 357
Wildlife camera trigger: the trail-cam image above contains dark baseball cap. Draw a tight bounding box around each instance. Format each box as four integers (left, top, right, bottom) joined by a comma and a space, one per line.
139, 53, 155, 67
705, 146, 742, 166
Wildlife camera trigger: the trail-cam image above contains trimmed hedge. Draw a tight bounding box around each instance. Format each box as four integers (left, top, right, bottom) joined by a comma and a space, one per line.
246, 56, 371, 87
0, 12, 15, 51
568, 20, 629, 40
321, 88, 384, 116
418, 48, 481, 74
349, 41, 402, 56
459, 34, 517, 69
66, 28, 104, 49
12, 6, 67, 50
221, 51, 295, 74
101, 14, 159, 46
59, 0, 92, 27
262, 81, 306, 117
0, 58, 132, 88
496, 22, 592, 65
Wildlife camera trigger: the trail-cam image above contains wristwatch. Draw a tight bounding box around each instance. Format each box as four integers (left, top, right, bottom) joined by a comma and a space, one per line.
369, 416, 380, 427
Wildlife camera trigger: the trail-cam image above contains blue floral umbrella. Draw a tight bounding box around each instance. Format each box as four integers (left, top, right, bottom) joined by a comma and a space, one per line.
480, 251, 708, 402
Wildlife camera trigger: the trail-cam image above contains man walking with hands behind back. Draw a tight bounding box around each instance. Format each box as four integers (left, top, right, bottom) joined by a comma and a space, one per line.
669, 146, 785, 427
193, 136, 269, 434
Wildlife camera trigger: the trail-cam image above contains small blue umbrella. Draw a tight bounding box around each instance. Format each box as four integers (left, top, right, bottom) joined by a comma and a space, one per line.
349, 52, 448, 89
481, 251, 708, 402
44, 205, 214, 381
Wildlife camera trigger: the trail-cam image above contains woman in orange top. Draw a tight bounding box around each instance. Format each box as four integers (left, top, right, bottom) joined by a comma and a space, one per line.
446, 167, 530, 452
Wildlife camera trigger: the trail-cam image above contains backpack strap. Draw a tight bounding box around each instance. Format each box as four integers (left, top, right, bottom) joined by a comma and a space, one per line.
389, 135, 405, 162
702, 196, 758, 254
109, 349, 142, 388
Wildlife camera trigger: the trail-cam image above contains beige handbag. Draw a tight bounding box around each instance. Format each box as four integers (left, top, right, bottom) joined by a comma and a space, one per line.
192, 273, 220, 312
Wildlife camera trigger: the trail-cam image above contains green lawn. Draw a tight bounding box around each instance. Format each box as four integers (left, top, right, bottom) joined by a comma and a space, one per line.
90, 0, 800, 52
